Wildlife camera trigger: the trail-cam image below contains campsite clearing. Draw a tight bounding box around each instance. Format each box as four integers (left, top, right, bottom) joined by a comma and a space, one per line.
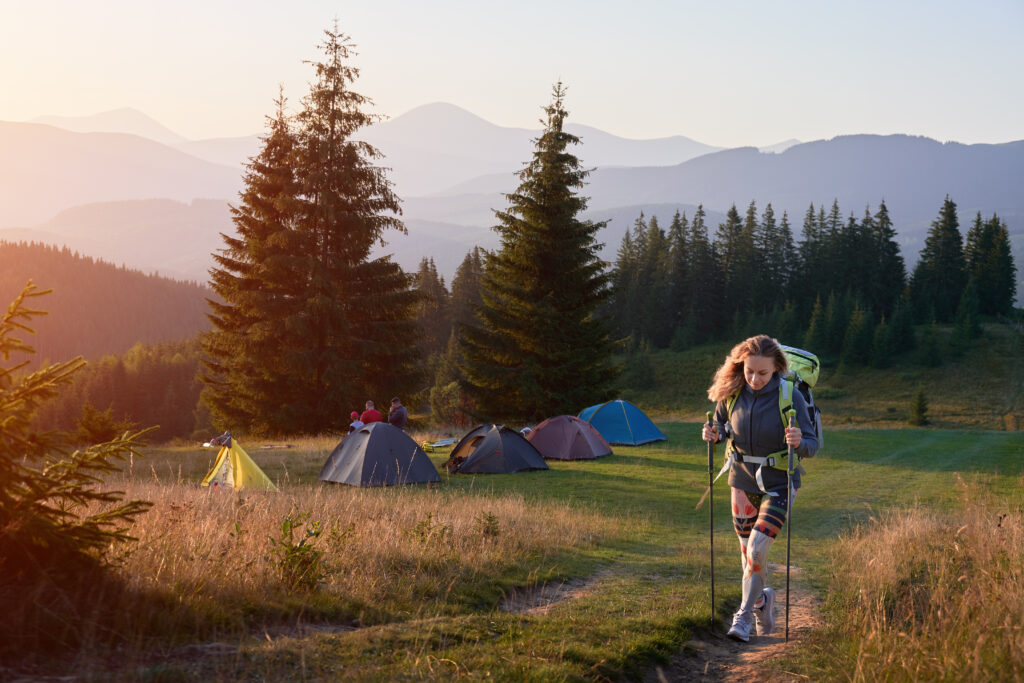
14, 424, 1024, 680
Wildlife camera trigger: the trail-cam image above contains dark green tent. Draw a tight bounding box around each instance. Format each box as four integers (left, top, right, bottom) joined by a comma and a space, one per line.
444, 424, 548, 474
320, 422, 440, 487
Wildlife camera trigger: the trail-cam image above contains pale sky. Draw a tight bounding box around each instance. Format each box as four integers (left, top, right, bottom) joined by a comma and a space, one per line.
2, 0, 1022, 148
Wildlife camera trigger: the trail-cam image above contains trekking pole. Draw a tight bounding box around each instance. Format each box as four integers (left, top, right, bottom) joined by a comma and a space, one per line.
785, 408, 796, 643
706, 411, 715, 627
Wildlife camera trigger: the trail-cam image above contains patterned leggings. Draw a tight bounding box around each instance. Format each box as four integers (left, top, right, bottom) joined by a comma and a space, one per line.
732, 486, 794, 613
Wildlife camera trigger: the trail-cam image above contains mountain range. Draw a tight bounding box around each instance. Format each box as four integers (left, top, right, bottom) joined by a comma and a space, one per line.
2, 105, 1021, 295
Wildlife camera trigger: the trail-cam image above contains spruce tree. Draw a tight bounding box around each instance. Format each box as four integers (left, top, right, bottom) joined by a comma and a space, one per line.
203, 26, 418, 435
202, 93, 308, 432
686, 205, 721, 343
908, 389, 930, 426
796, 203, 824, 309
450, 247, 485, 330
776, 210, 797, 300
888, 296, 917, 354
666, 210, 690, 340
610, 215, 643, 342
638, 215, 672, 347
840, 304, 874, 367
870, 316, 892, 368
870, 200, 907, 317
715, 204, 751, 316
951, 278, 982, 356
966, 212, 1017, 316
413, 257, 451, 363
461, 83, 616, 422
910, 196, 967, 323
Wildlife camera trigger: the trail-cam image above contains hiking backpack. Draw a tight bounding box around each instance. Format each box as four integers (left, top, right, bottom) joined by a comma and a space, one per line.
723, 344, 824, 453
779, 344, 823, 451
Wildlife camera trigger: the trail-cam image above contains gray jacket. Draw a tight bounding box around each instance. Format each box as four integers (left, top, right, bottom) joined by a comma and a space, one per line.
712, 374, 818, 493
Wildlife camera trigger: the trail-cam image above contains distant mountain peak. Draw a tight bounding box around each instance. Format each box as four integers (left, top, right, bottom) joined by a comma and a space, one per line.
32, 108, 187, 145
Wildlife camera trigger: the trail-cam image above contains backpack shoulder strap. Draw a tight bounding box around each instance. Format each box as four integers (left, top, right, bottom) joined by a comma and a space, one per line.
779, 376, 798, 429
724, 391, 739, 454
726, 392, 739, 420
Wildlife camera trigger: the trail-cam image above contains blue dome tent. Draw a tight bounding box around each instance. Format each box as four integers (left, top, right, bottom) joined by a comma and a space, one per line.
578, 399, 667, 446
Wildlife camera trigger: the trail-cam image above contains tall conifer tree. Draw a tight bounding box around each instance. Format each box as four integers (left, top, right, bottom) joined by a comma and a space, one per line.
686, 205, 720, 342
203, 93, 309, 431
910, 196, 967, 323
966, 212, 1017, 315
869, 200, 906, 316
666, 210, 690, 339
450, 247, 485, 330
460, 83, 616, 421
203, 26, 418, 435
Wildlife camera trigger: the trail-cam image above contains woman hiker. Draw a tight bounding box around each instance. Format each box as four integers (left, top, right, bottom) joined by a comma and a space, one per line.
702, 334, 818, 642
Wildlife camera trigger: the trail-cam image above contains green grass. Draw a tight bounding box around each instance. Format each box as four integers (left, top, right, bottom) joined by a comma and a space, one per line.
109, 423, 1024, 680
626, 322, 1024, 430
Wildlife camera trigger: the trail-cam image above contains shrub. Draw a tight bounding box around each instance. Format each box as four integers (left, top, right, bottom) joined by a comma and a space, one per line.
268, 511, 326, 591
908, 389, 930, 426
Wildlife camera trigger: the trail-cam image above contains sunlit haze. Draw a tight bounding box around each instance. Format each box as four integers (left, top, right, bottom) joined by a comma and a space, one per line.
3, 0, 1022, 147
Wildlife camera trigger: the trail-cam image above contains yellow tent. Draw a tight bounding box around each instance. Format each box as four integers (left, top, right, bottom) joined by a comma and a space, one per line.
201, 439, 278, 491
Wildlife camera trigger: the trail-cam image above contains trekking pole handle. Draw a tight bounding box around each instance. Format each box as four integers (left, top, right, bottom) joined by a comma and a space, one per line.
705, 412, 714, 463
786, 409, 797, 470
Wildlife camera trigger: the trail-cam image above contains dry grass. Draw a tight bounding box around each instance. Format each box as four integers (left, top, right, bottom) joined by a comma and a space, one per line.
814, 476, 1024, 682
0, 467, 613, 672
121, 480, 610, 614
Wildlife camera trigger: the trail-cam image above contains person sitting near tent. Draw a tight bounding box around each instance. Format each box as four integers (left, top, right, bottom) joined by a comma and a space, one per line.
702, 334, 818, 643
388, 397, 408, 431
361, 400, 382, 424
209, 430, 232, 447
348, 411, 364, 434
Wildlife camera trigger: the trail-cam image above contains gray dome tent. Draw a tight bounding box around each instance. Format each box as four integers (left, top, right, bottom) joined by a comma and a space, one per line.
320, 422, 441, 487
444, 424, 549, 474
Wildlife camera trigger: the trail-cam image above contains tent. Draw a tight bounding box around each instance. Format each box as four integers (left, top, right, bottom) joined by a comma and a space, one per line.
527, 414, 612, 460
578, 399, 667, 446
201, 436, 278, 491
444, 424, 549, 474
320, 422, 441, 487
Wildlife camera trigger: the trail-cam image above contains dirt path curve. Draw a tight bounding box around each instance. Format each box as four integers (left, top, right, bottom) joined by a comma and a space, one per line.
646, 563, 822, 682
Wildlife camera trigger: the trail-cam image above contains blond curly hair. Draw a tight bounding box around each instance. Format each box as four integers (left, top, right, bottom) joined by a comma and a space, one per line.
707, 334, 789, 403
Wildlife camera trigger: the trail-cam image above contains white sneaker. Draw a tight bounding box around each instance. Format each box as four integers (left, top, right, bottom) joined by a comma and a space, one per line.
755, 587, 776, 635
727, 610, 753, 642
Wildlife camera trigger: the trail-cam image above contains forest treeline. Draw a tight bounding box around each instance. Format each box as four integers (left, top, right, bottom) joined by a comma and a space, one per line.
28, 193, 1017, 441
604, 196, 1016, 364
0, 241, 211, 368
31, 338, 209, 443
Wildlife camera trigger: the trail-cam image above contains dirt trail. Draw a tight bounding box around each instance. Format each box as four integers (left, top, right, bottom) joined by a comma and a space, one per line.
647, 563, 823, 682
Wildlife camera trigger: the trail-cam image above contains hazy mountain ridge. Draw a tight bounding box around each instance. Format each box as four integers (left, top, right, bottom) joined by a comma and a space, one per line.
32, 108, 188, 146
0, 121, 243, 227
4, 107, 1022, 297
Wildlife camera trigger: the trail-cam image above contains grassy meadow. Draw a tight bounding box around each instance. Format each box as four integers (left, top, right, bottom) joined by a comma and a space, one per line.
7, 324, 1023, 680
11, 420, 1021, 681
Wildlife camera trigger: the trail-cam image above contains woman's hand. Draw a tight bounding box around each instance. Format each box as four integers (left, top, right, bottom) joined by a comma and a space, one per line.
702, 424, 718, 443
785, 426, 802, 448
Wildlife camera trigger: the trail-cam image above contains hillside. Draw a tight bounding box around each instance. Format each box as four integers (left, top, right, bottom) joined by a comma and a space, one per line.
624, 323, 1023, 431
0, 241, 213, 368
